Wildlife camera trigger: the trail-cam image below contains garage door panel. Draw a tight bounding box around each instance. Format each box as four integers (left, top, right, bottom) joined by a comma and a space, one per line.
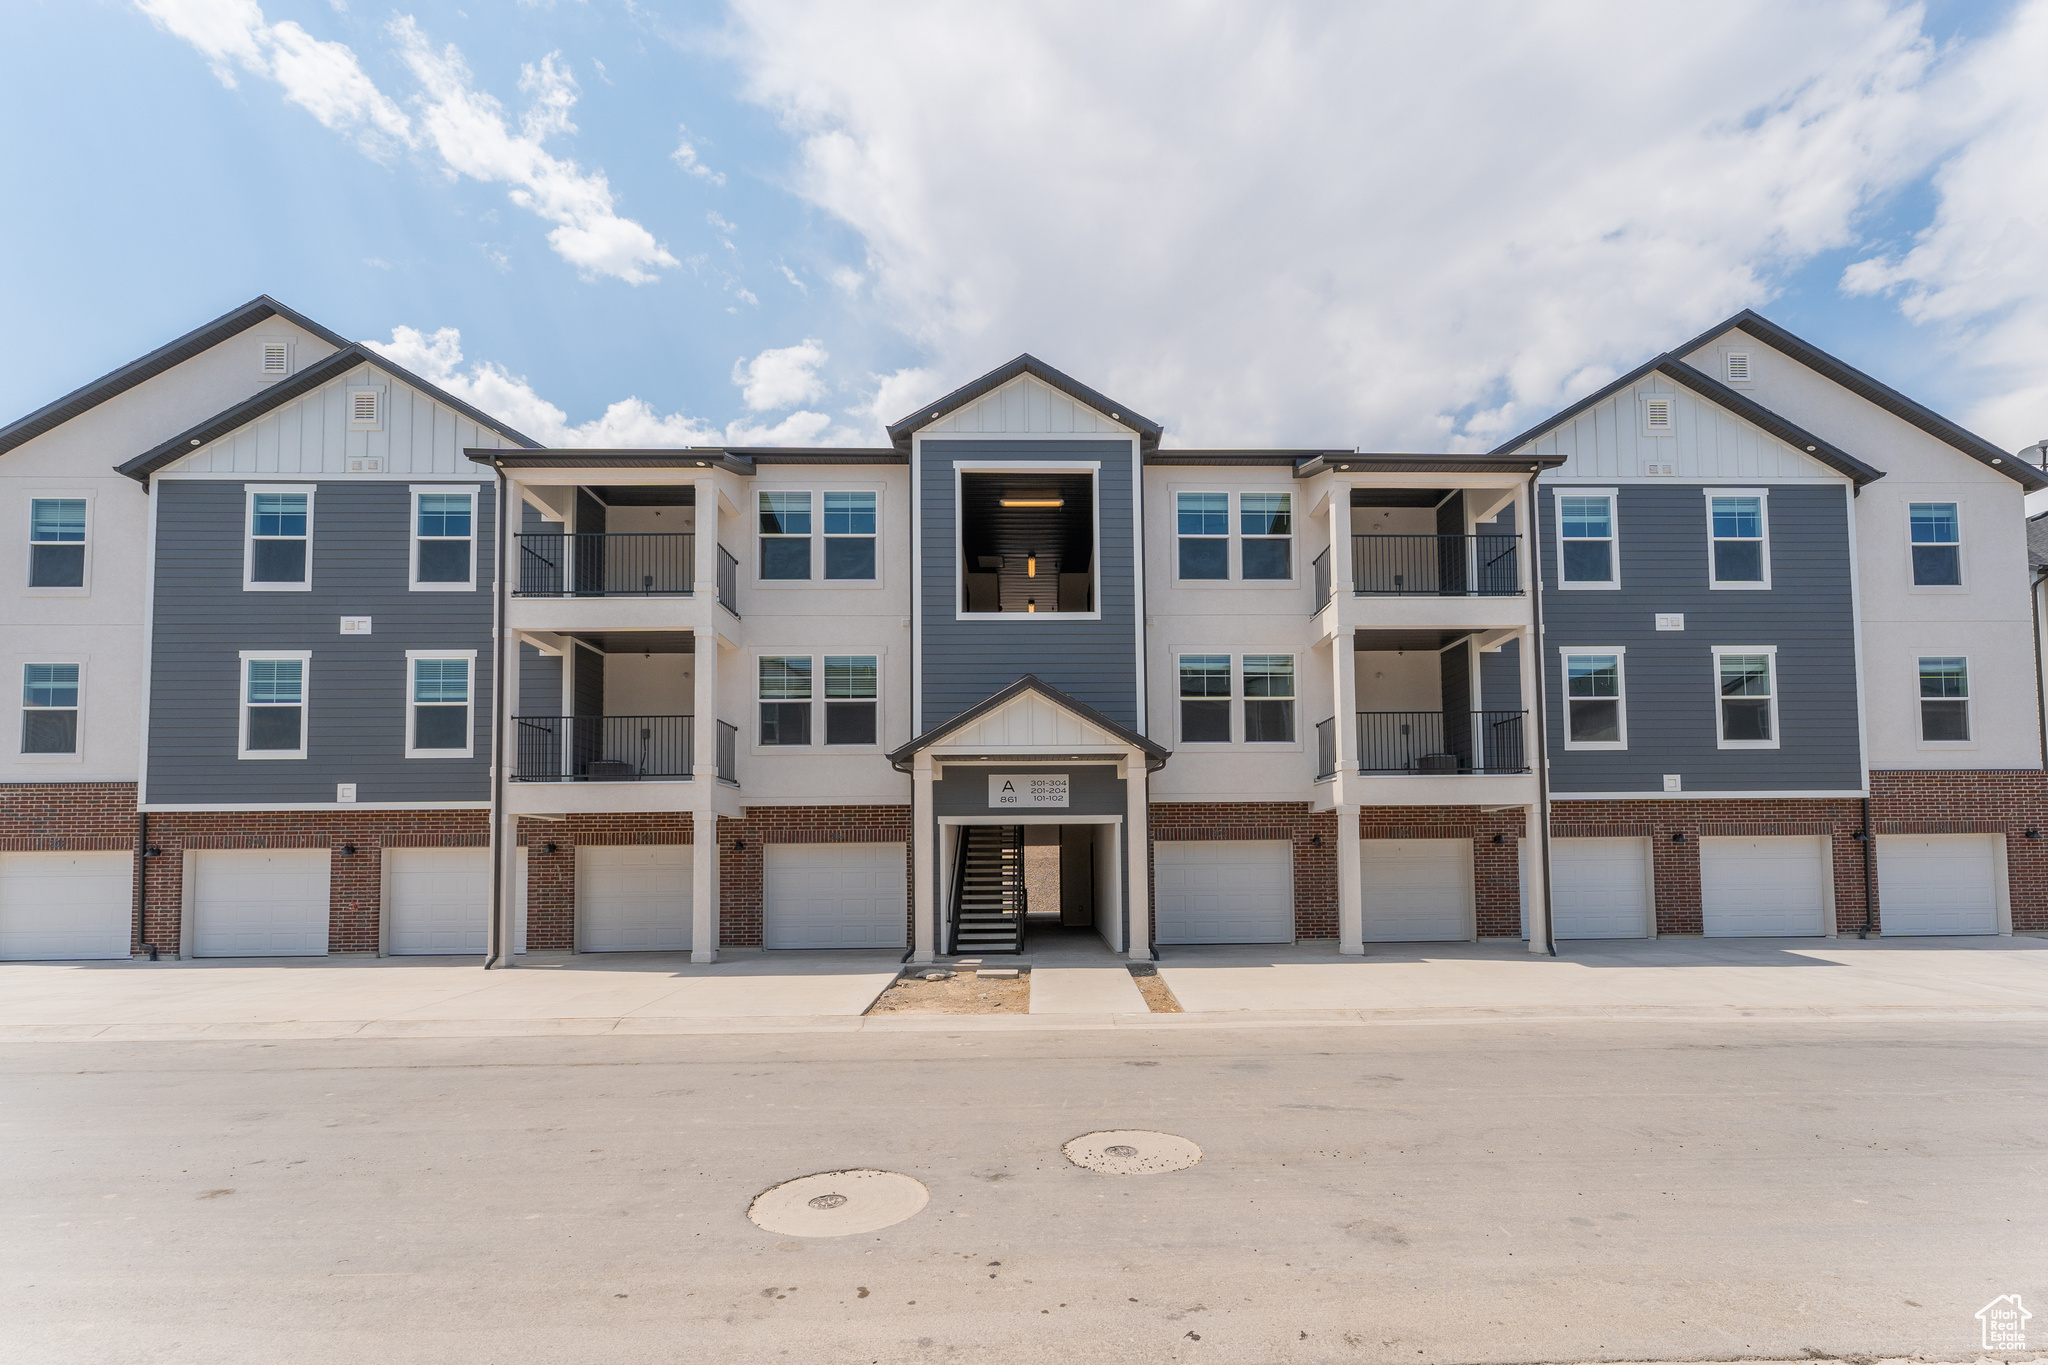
1700, 837, 1826, 938
1877, 834, 1999, 936
193, 849, 330, 957
1362, 839, 1472, 942
0, 852, 132, 960
765, 843, 906, 949
577, 845, 690, 952
1552, 837, 1651, 940
1156, 840, 1292, 945
387, 847, 490, 955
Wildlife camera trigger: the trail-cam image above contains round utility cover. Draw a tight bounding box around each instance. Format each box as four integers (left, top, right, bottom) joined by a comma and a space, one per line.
1063, 1130, 1203, 1175
747, 1170, 929, 1237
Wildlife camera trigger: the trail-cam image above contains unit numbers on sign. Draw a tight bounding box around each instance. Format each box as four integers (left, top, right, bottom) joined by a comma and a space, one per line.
989, 774, 1070, 808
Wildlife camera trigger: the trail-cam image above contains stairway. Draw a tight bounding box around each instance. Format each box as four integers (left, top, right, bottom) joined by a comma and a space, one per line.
951, 825, 1026, 954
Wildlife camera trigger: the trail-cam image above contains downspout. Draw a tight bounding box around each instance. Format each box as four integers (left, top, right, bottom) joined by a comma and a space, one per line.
133, 811, 157, 961
1857, 797, 1876, 939
1526, 468, 1557, 956
2033, 566, 2048, 771
485, 457, 512, 969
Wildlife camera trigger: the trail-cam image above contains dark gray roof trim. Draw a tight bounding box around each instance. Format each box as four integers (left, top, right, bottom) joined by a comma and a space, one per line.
1, 295, 351, 460
887, 675, 1170, 772
1294, 452, 1566, 479
120, 343, 539, 483
1656, 361, 1883, 486
471, 448, 752, 474
886, 354, 1164, 448
1147, 450, 1336, 467
731, 448, 907, 465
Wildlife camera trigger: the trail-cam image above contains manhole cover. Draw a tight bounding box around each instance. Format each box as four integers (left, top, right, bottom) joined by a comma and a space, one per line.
1063, 1130, 1202, 1175
747, 1170, 929, 1237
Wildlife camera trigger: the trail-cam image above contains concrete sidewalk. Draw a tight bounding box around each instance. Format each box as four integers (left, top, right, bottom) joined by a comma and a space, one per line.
0, 936, 2043, 1040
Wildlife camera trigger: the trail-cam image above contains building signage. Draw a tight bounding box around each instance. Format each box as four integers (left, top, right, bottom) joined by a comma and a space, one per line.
989, 773, 1069, 808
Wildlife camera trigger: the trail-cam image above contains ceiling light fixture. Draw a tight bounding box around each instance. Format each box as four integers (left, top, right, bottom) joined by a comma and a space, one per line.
1026, 599, 1036, 613
1000, 498, 1064, 508
1027, 553, 1038, 578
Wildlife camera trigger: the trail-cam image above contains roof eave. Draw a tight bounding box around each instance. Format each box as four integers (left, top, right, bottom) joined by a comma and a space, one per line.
886, 354, 1164, 447
887, 675, 1170, 772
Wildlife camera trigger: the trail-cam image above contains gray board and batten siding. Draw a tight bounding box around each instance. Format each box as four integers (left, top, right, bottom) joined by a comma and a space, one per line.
918, 439, 1140, 731
145, 480, 496, 806
1537, 482, 1861, 794
931, 762, 1127, 817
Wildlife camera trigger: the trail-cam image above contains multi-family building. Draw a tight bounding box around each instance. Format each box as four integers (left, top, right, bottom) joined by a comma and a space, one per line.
1, 298, 2041, 964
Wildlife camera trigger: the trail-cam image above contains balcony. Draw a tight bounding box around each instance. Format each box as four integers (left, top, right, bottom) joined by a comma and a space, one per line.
516, 533, 695, 597
716, 719, 738, 785
1357, 710, 1527, 774
512, 714, 694, 781
1351, 534, 1519, 596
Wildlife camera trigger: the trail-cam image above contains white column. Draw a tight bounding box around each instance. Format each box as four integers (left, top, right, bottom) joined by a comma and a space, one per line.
1337, 806, 1363, 955
692, 476, 718, 602
1125, 753, 1151, 960
1329, 482, 1353, 592
493, 805, 520, 968
690, 625, 719, 963
911, 754, 935, 963
1332, 635, 1359, 800
1517, 625, 1551, 953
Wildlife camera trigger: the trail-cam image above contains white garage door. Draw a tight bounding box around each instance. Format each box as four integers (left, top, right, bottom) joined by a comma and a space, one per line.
1362, 838, 1473, 942
1699, 836, 1827, 937
192, 849, 330, 957
0, 852, 132, 960
1155, 840, 1293, 945
1878, 834, 2000, 936
1552, 837, 1652, 939
387, 847, 489, 956
577, 844, 690, 952
764, 843, 906, 949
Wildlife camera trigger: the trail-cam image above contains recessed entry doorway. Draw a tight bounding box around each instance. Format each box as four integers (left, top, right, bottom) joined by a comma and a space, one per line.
940, 820, 1122, 955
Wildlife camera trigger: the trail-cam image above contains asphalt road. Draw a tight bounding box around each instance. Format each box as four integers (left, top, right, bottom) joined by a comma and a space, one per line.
3, 1019, 2044, 1365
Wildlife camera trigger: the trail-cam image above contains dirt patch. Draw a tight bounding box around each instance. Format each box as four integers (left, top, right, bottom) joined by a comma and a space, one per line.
1129, 968, 1183, 1013
866, 971, 1030, 1015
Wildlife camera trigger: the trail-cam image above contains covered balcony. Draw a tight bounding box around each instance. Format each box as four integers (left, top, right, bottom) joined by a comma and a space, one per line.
505, 483, 742, 632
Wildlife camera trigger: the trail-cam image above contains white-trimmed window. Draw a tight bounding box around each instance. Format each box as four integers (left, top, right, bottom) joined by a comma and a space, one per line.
1176, 652, 1296, 745
244, 486, 314, 590
1908, 502, 1962, 587
823, 492, 877, 581
1174, 491, 1294, 582
1712, 647, 1778, 748
407, 651, 475, 758
1177, 493, 1229, 580
1918, 656, 1971, 743
1555, 491, 1618, 588
1560, 648, 1626, 750
1706, 491, 1769, 588
411, 487, 476, 590
239, 651, 310, 759
759, 492, 812, 581
20, 663, 80, 757
27, 496, 88, 590
756, 653, 881, 748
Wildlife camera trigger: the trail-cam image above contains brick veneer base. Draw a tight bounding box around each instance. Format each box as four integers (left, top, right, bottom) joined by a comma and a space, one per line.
1148, 802, 1338, 942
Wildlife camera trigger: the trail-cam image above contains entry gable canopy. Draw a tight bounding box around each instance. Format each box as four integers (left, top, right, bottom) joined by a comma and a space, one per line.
887, 355, 1164, 450
889, 675, 1170, 772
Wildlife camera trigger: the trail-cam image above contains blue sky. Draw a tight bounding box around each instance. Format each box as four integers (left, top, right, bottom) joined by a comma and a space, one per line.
6, 1, 2047, 457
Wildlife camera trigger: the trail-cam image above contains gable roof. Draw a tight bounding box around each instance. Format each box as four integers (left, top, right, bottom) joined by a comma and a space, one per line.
886, 354, 1164, 449
1489, 349, 1885, 487
0, 295, 352, 461
887, 674, 1170, 771
119, 343, 540, 483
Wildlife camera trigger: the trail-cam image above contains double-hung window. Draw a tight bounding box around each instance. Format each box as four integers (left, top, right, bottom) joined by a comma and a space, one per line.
1707, 492, 1769, 588
1176, 493, 1229, 579
1240, 494, 1292, 580
411, 489, 476, 589
758, 654, 880, 746
758, 656, 813, 745
28, 498, 87, 589
1560, 649, 1626, 748
1177, 653, 1296, 744
1178, 654, 1232, 741
240, 652, 309, 759
21, 664, 80, 755
824, 655, 878, 744
1713, 648, 1778, 747
407, 652, 475, 757
1918, 657, 1970, 742
245, 487, 313, 589
759, 493, 812, 580
1909, 503, 1962, 586
1556, 492, 1617, 588
823, 492, 877, 580
1242, 654, 1296, 741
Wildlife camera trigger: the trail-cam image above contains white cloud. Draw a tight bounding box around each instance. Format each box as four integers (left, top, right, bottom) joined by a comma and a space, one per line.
672, 125, 727, 185
135, 0, 412, 156
733, 338, 829, 411
367, 326, 864, 446
364, 256, 391, 269
724, 0, 1971, 448
779, 264, 808, 295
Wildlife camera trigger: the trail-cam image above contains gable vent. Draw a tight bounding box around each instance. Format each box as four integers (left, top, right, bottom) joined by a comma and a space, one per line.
348, 388, 382, 429
1643, 396, 1674, 432
260, 340, 290, 376
1725, 351, 1751, 384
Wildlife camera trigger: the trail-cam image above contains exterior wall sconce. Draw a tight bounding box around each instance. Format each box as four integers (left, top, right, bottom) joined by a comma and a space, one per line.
733, 838, 747, 851
1310, 834, 1323, 848
144, 846, 161, 858
2028, 830, 2041, 839
1491, 833, 1505, 844
342, 844, 357, 856
1851, 831, 1869, 842
544, 842, 558, 855
1671, 831, 1687, 843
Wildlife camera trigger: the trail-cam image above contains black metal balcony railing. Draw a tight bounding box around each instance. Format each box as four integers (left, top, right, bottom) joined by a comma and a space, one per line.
1315, 716, 1337, 780
1311, 547, 1332, 612
1352, 534, 1520, 596
716, 720, 738, 785
512, 715, 694, 781
515, 533, 695, 596
717, 545, 740, 617
1357, 710, 1527, 774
